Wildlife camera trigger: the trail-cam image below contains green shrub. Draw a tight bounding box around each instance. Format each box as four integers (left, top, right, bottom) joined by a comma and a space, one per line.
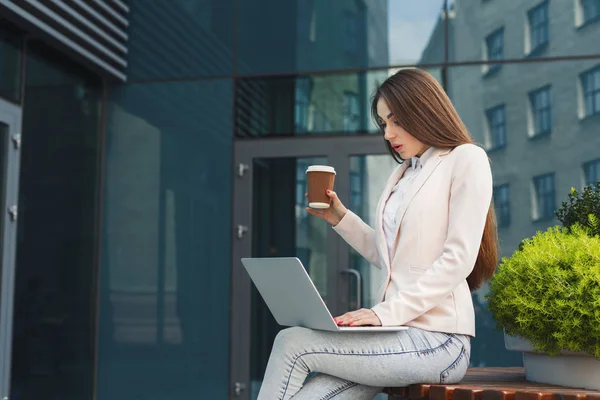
486, 224, 600, 359
555, 181, 600, 236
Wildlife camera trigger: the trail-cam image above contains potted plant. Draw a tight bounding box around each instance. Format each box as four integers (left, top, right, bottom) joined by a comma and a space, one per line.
486, 181, 600, 391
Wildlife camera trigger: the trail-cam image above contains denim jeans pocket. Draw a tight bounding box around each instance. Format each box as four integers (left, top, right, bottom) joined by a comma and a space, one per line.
439, 345, 468, 384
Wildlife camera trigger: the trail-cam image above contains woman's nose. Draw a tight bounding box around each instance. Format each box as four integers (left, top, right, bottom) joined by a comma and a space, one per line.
384, 128, 394, 141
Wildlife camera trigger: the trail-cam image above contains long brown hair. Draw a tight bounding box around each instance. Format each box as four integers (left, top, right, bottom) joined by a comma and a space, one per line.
371, 68, 499, 291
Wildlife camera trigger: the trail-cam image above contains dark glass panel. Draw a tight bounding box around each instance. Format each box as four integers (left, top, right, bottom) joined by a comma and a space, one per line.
126, 0, 235, 80
10, 41, 102, 400
0, 26, 23, 103
235, 67, 442, 137
98, 79, 233, 400
236, 0, 445, 75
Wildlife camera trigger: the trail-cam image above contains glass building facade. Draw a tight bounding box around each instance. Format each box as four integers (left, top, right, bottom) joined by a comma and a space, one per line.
0, 0, 599, 399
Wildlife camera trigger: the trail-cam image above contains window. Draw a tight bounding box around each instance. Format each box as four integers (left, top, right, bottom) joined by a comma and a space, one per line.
581, 0, 600, 25
533, 173, 555, 220
527, 1, 549, 54
580, 65, 600, 118
584, 159, 600, 186
296, 160, 309, 205
485, 104, 506, 150
494, 184, 511, 228
484, 28, 504, 74
529, 85, 552, 137
310, 106, 333, 132
349, 170, 363, 210
343, 92, 360, 133
349, 156, 366, 214
0, 27, 23, 102
295, 77, 311, 133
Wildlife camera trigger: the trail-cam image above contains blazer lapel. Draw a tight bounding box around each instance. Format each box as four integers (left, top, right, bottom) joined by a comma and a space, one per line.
394, 147, 451, 230
376, 163, 409, 272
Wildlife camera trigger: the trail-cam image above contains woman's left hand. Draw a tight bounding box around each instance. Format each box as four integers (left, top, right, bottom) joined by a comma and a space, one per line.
334, 309, 382, 326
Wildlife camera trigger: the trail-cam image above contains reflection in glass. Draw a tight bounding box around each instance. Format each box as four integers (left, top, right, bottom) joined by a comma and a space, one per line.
237, 0, 447, 75
391, 0, 446, 65
448, 59, 600, 366
99, 79, 233, 400
236, 68, 442, 137
237, 0, 390, 75
250, 157, 328, 399
125, 0, 235, 80
348, 154, 398, 309
10, 41, 102, 400
0, 27, 22, 103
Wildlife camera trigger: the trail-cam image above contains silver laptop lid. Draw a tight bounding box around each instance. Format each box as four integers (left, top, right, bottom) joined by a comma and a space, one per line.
241, 257, 338, 331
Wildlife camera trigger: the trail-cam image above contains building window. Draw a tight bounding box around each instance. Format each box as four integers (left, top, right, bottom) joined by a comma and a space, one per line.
294, 77, 310, 133
584, 159, 600, 186
532, 173, 555, 221
485, 104, 506, 150
484, 27, 504, 74
527, 1, 549, 55
349, 170, 362, 210
349, 156, 365, 212
528, 85, 552, 137
579, 0, 600, 25
494, 184, 511, 228
580, 65, 600, 118
296, 160, 309, 205
310, 106, 333, 132
343, 92, 360, 133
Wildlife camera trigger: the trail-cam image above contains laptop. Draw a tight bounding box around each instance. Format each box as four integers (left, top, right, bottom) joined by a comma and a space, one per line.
241, 257, 408, 332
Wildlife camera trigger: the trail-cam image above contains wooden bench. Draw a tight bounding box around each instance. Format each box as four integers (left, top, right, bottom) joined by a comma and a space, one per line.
383, 367, 600, 400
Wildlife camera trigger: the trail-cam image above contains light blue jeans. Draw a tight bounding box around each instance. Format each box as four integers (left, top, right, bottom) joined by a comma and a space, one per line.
257, 326, 471, 400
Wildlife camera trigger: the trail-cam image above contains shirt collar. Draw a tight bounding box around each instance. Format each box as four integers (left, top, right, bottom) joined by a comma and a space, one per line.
410, 146, 435, 170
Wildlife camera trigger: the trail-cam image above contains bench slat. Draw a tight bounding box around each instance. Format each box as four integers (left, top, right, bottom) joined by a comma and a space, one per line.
385, 368, 600, 400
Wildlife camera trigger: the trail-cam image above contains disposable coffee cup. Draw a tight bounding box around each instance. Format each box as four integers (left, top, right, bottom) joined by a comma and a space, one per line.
306, 165, 336, 209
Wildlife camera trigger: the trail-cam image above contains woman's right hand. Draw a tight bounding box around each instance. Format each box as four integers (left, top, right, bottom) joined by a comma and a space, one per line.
305, 190, 348, 227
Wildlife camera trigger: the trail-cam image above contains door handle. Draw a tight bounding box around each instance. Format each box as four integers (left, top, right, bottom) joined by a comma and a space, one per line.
236, 224, 249, 239
341, 268, 362, 310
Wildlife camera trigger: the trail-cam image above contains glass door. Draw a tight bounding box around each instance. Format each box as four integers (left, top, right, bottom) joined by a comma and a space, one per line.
0, 98, 22, 399
229, 135, 393, 399
347, 154, 400, 309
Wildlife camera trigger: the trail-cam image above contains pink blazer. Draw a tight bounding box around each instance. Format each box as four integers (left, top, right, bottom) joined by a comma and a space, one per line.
333, 144, 492, 336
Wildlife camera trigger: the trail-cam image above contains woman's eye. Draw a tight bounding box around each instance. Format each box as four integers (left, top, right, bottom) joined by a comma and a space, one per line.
393, 121, 400, 126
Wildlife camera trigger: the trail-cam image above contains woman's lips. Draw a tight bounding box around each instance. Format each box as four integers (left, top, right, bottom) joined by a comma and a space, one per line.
392, 144, 403, 151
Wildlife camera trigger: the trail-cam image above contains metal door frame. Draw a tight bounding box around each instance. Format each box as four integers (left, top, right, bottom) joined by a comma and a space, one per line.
0, 97, 22, 399
229, 134, 386, 399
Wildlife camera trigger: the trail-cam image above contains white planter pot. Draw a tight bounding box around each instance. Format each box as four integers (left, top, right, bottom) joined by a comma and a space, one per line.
504, 334, 600, 391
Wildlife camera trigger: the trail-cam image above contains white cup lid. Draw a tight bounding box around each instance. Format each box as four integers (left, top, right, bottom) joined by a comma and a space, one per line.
306, 165, 336, 174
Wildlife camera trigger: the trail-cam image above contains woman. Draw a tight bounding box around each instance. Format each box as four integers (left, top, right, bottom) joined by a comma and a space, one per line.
257, 68, 499, 400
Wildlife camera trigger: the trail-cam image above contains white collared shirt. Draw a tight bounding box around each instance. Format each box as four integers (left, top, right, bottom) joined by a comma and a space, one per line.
382, 147, 435, 261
